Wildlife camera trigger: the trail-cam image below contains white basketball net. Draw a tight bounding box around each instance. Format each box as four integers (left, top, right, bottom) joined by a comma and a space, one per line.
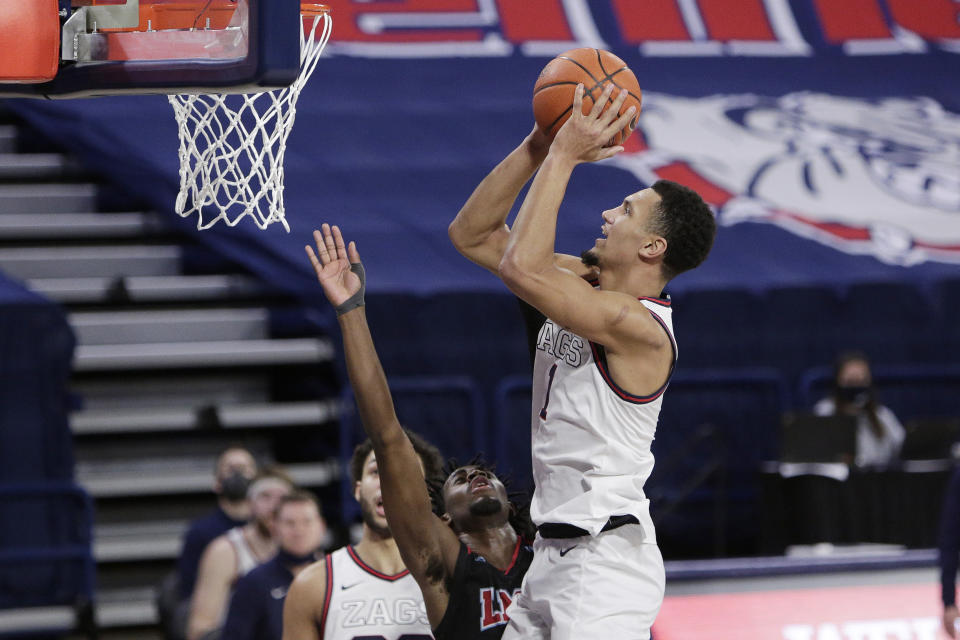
168, 8, 331, 231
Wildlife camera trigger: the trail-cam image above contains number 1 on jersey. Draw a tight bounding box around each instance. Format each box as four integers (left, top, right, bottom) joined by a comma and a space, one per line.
539, 363, 558, 420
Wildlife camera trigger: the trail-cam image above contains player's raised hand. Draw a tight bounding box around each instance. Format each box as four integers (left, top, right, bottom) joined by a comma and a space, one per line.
305, 223, 364, 311
551, 83, 636, 164
524, 122, 553, 161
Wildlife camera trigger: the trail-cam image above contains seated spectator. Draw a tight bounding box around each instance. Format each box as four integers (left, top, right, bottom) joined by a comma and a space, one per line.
222, 491, 327, 640
179, 447, 258, 601
188, 467, 294, 640
813, 350, 905, 468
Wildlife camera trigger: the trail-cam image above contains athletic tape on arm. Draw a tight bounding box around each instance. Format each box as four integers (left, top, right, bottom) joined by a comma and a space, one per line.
336, 262, 366, 316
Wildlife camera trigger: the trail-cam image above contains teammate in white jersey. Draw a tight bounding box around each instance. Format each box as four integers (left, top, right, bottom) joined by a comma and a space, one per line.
450, 84, 716, 639
282, 430, 443, 639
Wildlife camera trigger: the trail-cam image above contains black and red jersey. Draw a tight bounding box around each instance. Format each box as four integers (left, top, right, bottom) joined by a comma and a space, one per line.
432, 539, 533, 639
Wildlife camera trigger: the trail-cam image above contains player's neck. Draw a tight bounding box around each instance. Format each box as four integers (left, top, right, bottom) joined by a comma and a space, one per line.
598, 265, 666, 300
353, 533, 407, 576
459, 524, 519, 572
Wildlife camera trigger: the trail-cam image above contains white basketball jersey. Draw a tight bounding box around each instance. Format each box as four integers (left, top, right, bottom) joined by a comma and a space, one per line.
529, 295, 677, 539
319, 545, 432, 640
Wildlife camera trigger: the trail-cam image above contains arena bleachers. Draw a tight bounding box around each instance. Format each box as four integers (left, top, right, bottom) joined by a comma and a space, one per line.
0, 108, 343, 636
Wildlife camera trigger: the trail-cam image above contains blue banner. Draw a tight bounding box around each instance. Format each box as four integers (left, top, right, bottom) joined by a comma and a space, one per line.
6, 0, 959, 296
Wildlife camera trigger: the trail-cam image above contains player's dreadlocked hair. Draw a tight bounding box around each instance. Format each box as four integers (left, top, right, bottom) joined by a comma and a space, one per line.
649, 179, 717, 280
426, 454, 537, 542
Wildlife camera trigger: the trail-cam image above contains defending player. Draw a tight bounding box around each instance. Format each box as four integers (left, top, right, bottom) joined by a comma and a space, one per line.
450, 84, 716, 638
303, 224, 535, 638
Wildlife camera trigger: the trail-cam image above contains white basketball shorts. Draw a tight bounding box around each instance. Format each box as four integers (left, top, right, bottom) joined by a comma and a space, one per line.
500, 525, 665, 640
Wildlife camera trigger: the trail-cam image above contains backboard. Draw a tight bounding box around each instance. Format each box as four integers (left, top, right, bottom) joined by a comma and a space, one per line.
0, 0, 304, 98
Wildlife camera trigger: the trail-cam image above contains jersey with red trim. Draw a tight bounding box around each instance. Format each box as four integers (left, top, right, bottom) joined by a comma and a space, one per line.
318, 545, 432, 640
529, 295, 677, 538
432, 539, 533, 639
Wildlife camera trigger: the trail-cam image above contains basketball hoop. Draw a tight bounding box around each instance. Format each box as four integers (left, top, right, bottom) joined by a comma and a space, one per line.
168, 3, 331, 231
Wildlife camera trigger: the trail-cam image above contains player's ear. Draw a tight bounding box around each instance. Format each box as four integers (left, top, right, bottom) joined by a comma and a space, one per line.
353, 482, 361, 502
638, 236, 666, 260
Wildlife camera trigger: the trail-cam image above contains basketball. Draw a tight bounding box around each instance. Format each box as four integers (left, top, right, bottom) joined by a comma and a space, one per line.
532, 48, 642, 144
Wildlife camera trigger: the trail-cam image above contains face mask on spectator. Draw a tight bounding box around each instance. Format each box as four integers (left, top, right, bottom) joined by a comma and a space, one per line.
220, 471, 252, 502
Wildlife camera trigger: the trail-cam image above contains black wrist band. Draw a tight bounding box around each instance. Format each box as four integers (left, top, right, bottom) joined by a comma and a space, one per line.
335, 262, 366, 316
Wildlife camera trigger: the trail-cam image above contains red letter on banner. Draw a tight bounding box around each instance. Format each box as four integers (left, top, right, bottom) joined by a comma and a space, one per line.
612, 0, 690, 42
496, 0, 573, 42
698, 0, 775, 40
322, 0, 484, 43
888, 0, 960, 39
812, 0, 892, 42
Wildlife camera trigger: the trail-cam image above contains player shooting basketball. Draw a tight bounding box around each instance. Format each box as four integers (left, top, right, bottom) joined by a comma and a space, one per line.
304, 224, 535, 639
450, 84, 716, 638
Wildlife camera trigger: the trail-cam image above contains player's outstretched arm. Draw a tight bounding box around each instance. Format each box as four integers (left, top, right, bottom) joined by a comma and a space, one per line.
448, 128, 596, 278
448, 125, 550, 274
306, 225, 461, 625
499, 85, 652, 347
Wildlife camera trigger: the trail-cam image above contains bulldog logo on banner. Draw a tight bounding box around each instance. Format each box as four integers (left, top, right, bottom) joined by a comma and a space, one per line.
610, 92, 960, 265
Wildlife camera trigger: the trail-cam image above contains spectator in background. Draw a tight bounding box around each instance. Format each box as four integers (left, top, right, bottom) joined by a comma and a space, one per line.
222, 491, 327, 640
940, 467, 960, 637
179, 447, 258, 601
814, 350, 905, 468
161, 447, 258, 640
188, 467, 294, 640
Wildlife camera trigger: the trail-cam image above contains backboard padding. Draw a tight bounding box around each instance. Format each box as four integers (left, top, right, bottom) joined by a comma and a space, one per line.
0, 0, 302, 98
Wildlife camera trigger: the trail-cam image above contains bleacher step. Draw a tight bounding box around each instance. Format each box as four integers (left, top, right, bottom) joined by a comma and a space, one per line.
78, 460, 338, 498
71, 399, 340, 435
94, 521, 186, 562
73, 337, 333, 371
0, 125, 15, 153
72, 373, 273, 411
218, 399, 340, 429
0, 606, 78, 636
0, 244, 181, 279
95, 587, 158, 628
0, 183, 97, 213
0, 153, 78, 180
69, 308, 270, 345
0, 212, 162, 239
27, 273, 268, 304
